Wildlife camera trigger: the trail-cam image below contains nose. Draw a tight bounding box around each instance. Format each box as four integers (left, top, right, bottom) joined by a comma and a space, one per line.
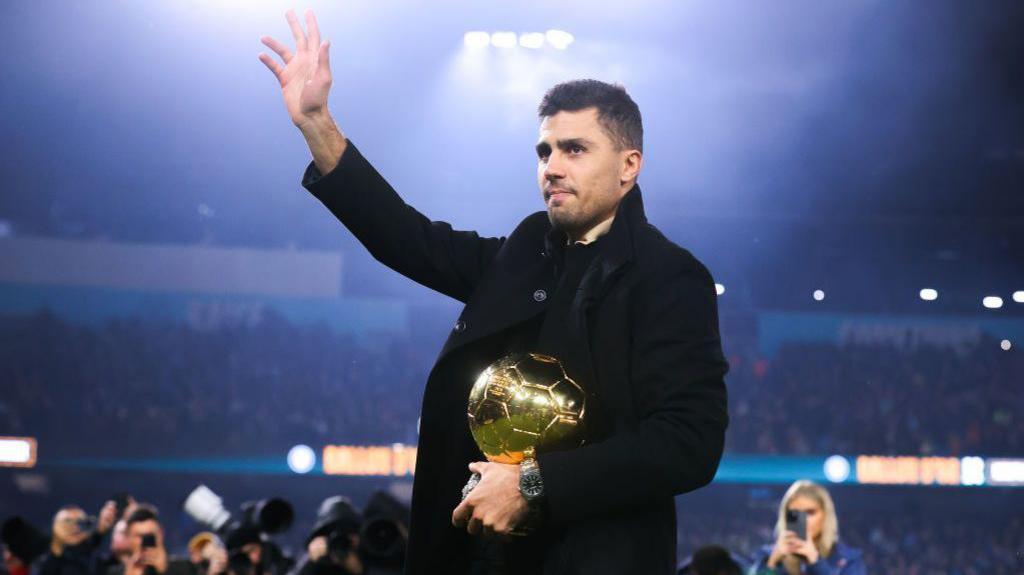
543, 151, 566, 183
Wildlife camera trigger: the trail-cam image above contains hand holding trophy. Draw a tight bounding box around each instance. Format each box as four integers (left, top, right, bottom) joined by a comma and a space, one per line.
463, 352, 587, 535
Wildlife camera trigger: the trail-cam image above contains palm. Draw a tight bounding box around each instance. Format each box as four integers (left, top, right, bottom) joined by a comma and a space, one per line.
259, 9, 332, 126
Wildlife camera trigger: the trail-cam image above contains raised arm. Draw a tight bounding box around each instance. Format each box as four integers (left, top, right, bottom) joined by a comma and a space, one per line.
258, 9, 346, 174
258, 10, 503, 300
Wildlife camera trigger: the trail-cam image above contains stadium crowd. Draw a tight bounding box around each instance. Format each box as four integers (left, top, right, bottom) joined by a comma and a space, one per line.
2, 311, 1022, 574
2, 312, 1019, 458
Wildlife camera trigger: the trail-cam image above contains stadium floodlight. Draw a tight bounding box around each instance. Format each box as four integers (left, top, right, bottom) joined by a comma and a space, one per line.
490, 31, 517, 49
813, 289, 825, 301
545, 29, 574, 50
287, 444, 316, 474
919, 288, 938, 301
982, 296, 1003, 309
715, 283, 725, 296
823, 455, 851, 483
463, 31, 490, 49
518, 32, 545, 49
1014, 290, 1024, 303
1001, 340, 1012, 351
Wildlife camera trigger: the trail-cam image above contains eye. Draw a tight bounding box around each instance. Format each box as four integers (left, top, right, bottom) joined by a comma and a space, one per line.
570, 145, 585, 154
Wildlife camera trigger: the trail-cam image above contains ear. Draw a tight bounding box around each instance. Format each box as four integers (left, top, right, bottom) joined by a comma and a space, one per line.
620, 149, 643, 186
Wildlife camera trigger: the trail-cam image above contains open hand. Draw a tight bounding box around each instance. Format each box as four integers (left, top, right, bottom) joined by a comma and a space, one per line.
258, 9, 332, 128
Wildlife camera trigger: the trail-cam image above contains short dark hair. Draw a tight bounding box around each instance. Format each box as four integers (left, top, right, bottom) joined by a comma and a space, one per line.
124, 504, 160, 529
537, 79, 643, 153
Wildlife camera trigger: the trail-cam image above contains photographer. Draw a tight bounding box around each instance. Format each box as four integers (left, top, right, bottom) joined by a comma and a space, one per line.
291, 497, 362, 575
37, 502, 116, 575
186, 534, 226, 575
749, 481, 865, 575
223, 524, 290, 575
111, 506, 193, 575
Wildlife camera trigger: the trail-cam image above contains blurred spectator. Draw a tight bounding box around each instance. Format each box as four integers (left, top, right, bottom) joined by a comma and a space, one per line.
37, 502, 115, 575
96, 519, 132, 575
2, 517, 50, 575
222, 523, 290, 575
110, 505, 194, 575
292, 497, 363, 575
748, 481, 864, 575
186, 534, 225, 575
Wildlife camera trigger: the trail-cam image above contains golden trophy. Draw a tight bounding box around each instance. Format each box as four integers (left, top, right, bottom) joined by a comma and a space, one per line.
461, 352, 587, 533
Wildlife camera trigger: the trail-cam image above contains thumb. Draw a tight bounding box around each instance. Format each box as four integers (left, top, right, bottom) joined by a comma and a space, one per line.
468, 461, 487, 475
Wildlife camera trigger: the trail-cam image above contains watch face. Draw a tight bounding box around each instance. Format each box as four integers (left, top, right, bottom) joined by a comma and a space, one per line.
520, 473, 544, 499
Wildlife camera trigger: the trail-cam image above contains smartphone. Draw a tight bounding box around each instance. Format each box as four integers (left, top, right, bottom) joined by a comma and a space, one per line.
113, 493, 132, 518
785, 509, 807, 540
142, 534, 157, 549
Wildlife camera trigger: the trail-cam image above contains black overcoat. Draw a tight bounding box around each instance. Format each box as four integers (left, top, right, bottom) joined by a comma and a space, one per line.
302, 141, 729, 575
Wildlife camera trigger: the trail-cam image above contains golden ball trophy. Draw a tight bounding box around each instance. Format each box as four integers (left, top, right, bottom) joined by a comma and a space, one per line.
461, 352, 587, 535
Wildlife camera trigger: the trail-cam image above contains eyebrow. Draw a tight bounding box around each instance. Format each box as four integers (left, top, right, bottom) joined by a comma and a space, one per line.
535, 137, 595, 157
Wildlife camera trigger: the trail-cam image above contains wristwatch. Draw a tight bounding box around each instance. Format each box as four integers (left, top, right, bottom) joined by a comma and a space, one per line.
518, 457, 546, 534
519, 457, 545, 502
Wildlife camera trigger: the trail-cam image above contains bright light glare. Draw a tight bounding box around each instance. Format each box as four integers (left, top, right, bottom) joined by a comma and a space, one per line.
960, 456, 986, 486
463, 32, 490, 49
490, 32, 517, 49
1013, 291, 1024, 303
545, 29, 574, 50
983, 296, 1003, 309
1001, 340, 1012, 351
518, 33, 545, 49
715, 283, 725, 296
919, 288, 938, 301
813, 289, 825, 301
824, 455, 851, 483
0, 437, 35, 467
287, 444, 316, 474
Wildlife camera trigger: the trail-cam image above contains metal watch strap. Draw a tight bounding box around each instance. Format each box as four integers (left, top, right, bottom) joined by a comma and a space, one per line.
519, 457, 545, 503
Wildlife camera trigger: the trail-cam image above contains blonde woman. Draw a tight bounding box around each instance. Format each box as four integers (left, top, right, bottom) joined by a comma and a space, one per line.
749, 480, 864, 575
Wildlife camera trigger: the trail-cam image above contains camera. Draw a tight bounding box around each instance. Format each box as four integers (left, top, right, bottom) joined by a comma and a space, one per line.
74, 516, 97, 533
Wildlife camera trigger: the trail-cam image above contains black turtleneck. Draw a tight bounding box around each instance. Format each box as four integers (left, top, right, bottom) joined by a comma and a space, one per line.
469, 235, 604, 575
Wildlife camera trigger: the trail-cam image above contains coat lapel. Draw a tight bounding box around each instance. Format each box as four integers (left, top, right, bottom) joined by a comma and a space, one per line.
434, 185, 646, 368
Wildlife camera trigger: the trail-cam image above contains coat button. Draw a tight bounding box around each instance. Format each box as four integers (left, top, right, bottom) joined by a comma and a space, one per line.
533, 289, 547, 302
453, 319, 467, 333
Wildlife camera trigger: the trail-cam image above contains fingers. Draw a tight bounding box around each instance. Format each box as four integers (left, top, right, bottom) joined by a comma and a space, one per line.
258, 53, 284, 83
260, 36, 293, 64
285, 9, 307, 52
466, 516, 482, 536
305, 10, 321, 51
451, 500, 471, 528
316, 41, 331, 81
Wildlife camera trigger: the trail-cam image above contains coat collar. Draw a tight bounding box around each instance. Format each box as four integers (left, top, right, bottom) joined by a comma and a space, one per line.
543, 182, 646, 271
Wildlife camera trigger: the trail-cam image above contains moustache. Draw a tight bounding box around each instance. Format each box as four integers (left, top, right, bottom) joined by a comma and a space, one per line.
544, 186, 575, 200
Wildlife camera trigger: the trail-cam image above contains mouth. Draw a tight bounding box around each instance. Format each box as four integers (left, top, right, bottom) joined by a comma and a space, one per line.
545, 187, 574, 202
